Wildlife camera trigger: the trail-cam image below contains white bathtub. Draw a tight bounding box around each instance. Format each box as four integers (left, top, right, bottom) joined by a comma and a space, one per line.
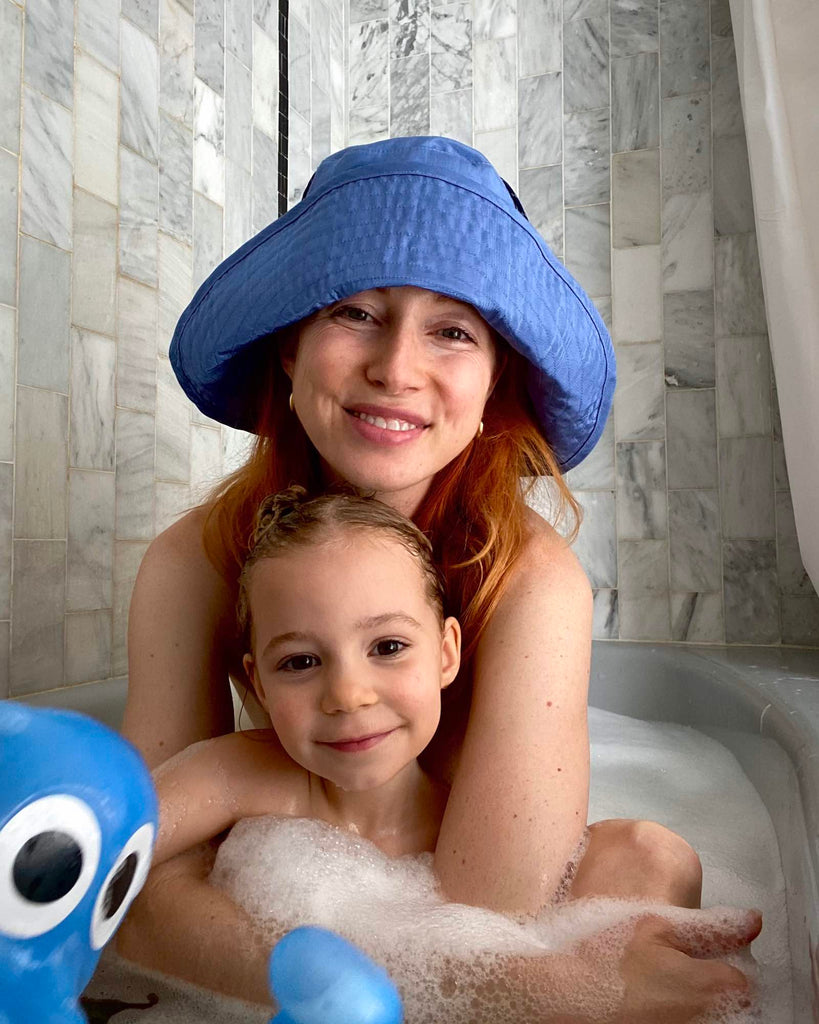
18, 640, 819, 1022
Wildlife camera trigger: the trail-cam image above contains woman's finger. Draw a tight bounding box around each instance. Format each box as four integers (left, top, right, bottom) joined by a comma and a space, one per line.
656, 906, 763, 959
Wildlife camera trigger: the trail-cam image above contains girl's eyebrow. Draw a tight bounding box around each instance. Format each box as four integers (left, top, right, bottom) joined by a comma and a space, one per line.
261, 630, 316, 659
354, 613, 423, 631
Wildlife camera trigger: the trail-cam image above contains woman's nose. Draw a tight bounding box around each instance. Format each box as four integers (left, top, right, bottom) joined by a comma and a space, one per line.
320, 670, 378, 714
364, 323, 425, 393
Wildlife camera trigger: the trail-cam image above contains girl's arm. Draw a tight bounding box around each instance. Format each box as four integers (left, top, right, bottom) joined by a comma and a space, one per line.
122, 507, 238, 770
435, 510, 593, 913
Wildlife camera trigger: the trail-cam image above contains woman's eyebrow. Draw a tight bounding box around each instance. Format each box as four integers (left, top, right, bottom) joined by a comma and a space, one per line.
354, 613, 423, 631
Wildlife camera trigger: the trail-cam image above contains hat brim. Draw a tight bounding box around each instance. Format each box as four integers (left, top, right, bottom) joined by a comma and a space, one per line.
170, 169, 614, 470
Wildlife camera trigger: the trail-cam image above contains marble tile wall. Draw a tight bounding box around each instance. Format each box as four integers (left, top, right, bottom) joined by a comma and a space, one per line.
344, 0, 819, 646
1, 0, 347, 698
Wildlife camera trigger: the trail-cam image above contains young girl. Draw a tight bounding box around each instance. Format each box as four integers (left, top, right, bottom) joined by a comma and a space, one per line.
152, 486, 461, 866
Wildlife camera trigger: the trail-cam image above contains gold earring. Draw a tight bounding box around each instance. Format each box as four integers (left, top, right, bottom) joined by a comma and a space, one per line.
476, 420, 484, 439
289, 393, 295, 413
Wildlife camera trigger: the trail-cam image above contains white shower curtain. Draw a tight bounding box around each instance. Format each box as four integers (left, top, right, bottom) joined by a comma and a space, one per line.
728, 0, 819, 591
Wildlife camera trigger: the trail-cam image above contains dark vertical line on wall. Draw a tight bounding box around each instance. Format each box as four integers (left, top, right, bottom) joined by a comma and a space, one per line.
278, 0, 290, 217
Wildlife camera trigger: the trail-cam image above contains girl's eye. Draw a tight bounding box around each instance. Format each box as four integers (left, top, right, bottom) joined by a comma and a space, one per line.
279, 654, 320, 672
372, 639, 407, 658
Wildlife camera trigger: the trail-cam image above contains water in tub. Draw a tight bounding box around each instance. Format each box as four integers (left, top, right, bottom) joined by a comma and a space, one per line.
90, 707, 792, 1021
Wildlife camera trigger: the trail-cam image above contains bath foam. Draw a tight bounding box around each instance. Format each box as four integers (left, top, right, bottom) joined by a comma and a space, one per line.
211, 707, 792, 1023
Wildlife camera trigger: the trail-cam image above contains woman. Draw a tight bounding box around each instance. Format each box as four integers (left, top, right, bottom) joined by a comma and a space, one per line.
119, 136, 759, 1019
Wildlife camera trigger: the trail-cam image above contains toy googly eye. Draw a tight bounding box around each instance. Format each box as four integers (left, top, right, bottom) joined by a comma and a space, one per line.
90, 822, 155, 950
0, 794, 101, 938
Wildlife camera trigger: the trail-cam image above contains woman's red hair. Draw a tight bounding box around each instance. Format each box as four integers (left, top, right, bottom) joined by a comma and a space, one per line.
201, 333, 580, 673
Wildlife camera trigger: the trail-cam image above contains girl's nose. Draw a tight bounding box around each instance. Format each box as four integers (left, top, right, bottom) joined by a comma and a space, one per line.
320, 670, 378, 715
364, 322, 425, 394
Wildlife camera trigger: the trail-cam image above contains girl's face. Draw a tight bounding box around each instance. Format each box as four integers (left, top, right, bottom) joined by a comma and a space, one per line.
243, 531, 461, 794
282, 286, 499, 516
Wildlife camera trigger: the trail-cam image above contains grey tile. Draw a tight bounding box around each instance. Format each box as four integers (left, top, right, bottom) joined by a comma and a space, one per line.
156, 357, 191, 482
715, 335, 772, 437
563, 15, 609, 113
391, 0, 430, 57
563, 107, 610, 206
619, 591, 672, 640
121, 20, 160, 162
124, 0, 159, 38
781, 595, 819, 647
254, 0, 278, 33
715, 233, 767, 336
251, 127, 278, 233
565, 413, 615, 489
289, 13, 311, 120
564, 204, 611, 299
711, 37, 743, 138
613, 340, 665, 441
115, 409, 156, 540
21, 88, 72, 250
120, 147, 159, 286
612, 245, 662, 342
77, 0, 120, 72
10, 540, 65, 694
610, 0, 658, 58
73, 189, 118, 337
312, 0, 332, 96
67, 469, 115, 611
0, 307, 13, 462
611, 52, 659, 153
24, 0, 74, 108
616, 439, 667, 539
392, 54, 431, 135
663, 290, 715, 389
474, 37, 516, 132
431, 2, 471, 93
430, 88, 473, 145
662, 192, 714, 292
710, 0, 733, 39
18, 236, 71, 392
224, 160, 253, 255
573, 490, 617, 588
592, 589, 619, 639
195, 0, 225, 94
0, 462, 10, 619
113, 541, 151, 676
719, 436, 775, 538
351, 0, 389, 21
0, 620, 7, 698
190, 422, 223, 501
474, 128, 517, 188
311, 84, 332, 167
471, 0, 514, 41
659, 0, 709, 98
714, 134, 755, 236
14, 387, 68, 539
287, 109, 311, 207
723, 538, 779, 643
519, 73, 562, 168
662, 93, 710, 196
668, 488, 721, 591
776, 490, 815, 597
70, 328, 117, 472
193, 192, 224, 291
75, 53, 120, 206
117, 277, 158, 414
160, 114, 193, 243
158, 232, 194, 358
193, 79, 225, 206
670, 591, 723, 642
518, 0, 561, 75
618, 538, 671, 639
226, 0, 253, 65
666, 388, 718, 488
612, 149, 660, 248
564, 0, 606, 20
0, 149, 18, 307
160, 0, 195, 126
66, 610, 113, 684
519, 164, 563, 258
0, 0, 22, 153
155, 480, 193, 533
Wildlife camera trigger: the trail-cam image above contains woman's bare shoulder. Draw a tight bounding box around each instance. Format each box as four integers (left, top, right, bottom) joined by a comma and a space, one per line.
509, 503, 592, 596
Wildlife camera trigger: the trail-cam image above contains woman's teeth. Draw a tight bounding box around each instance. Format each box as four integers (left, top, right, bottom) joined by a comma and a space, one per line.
354, 412, 420, 432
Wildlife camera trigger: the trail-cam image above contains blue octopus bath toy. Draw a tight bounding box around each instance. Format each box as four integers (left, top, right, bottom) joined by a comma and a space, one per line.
0, 701, 158, 1024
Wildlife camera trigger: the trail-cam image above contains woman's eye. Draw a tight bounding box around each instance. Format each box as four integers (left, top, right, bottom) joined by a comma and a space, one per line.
372, 639, 407, 658
440, 326, 474, 342
280, 654, 320, 672
334, 305, 370, 322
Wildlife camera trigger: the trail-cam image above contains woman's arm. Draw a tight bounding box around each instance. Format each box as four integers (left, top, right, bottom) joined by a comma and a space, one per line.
122, 508, 238, 769
435, 510, 592, 914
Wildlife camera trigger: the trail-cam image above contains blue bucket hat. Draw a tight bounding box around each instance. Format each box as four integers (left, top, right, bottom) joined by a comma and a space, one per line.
170, 136, 614, 470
